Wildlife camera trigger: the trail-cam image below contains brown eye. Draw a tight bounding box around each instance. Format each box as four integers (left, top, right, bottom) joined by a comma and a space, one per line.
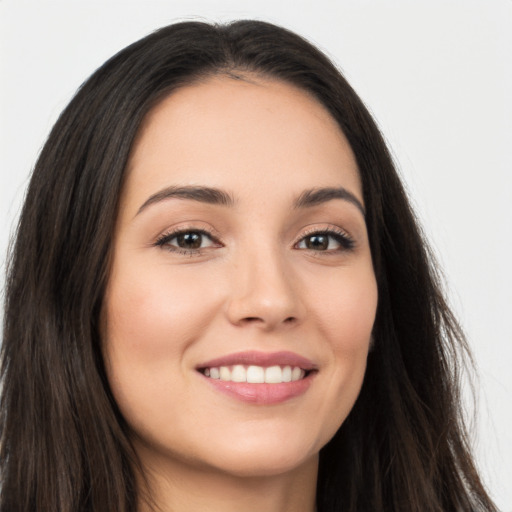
304, 234, 329, 250
296, 230, 355, 252
155, 229, 219, 253
176, 232, 203, 249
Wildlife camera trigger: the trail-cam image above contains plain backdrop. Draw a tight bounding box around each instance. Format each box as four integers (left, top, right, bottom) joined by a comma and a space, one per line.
1, 0, 511, 509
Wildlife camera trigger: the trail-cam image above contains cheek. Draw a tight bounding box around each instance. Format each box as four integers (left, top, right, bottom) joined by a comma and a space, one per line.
314, 268, 378, 352
101, 262, 219, 440
103, 262, 220, 363
333, 273, 377, 384
307, 269, 377, 433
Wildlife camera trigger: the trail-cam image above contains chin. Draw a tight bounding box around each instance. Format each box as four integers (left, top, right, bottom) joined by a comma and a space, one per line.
138, 426, 323, 479
189, 425, 325, 478
204, 445, 319, 478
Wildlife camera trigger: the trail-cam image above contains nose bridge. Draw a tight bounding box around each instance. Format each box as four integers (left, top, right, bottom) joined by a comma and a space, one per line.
225, 238, 303, 329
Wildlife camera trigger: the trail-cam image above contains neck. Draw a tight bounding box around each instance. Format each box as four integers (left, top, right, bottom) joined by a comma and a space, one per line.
135, 446, 318, 512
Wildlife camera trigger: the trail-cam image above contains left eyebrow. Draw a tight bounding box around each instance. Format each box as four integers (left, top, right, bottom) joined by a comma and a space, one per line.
293, 187, 365, 217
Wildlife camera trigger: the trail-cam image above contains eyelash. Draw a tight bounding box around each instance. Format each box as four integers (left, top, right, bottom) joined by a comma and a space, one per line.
154, 228, 221, 256
154, 226, 355, 256
296, 227, 355, 253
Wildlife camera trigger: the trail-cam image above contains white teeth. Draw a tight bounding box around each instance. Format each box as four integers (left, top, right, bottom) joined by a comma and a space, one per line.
203, 365, 307, 383
231, 365, 246, 382
247, 365, 265, 383
292, 367, 303, 381
265, 365, 282, 383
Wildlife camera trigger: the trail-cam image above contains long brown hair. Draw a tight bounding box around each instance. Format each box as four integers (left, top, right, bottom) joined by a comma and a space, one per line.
1, 20, 497, 512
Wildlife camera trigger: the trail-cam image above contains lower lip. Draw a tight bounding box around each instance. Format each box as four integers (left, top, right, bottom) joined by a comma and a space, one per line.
201, 373, 315, 404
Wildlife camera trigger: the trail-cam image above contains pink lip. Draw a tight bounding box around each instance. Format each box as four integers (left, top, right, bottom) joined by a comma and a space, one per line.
196, 350, 317, 371
196, 350, 317, 405
203, 377, 315, 404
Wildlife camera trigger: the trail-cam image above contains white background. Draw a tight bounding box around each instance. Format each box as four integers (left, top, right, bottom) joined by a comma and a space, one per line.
1, 0, 511, 509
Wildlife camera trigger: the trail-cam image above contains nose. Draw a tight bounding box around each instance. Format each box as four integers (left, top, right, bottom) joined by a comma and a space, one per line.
224, 248, 305, 331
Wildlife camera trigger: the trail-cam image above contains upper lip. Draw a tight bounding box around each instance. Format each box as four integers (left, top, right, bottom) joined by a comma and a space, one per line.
196, 350, 317, 371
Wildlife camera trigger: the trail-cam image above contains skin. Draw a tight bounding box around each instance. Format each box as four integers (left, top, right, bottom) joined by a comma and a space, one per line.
102, 75, 378, 512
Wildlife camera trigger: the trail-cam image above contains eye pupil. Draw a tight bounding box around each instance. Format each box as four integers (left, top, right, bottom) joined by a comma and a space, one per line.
177, 232, 202, 249
306, 235, 329, 250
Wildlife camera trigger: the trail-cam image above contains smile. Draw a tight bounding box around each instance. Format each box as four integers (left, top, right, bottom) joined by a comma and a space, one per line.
196, 351, 317, 404
200, 365, 307, 383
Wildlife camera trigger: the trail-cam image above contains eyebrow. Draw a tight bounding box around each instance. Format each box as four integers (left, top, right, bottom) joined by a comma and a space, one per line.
136, 185, 235, 216
136, 185, 365, 217
294, 187, 365, 216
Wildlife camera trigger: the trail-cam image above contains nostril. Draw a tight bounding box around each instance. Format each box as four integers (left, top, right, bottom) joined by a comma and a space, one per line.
239, 316, 297, 326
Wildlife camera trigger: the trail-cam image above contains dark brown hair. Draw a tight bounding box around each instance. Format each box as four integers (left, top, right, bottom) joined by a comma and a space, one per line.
0, 20, 497, 512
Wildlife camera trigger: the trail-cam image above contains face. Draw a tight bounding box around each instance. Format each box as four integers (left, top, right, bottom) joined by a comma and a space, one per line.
102, 76, 378, 478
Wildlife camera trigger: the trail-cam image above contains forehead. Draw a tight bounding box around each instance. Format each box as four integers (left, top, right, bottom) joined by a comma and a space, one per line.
123, 75, 362, 213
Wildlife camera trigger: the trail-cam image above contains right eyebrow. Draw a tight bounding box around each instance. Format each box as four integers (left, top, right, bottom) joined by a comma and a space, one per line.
135, 185, 235, 216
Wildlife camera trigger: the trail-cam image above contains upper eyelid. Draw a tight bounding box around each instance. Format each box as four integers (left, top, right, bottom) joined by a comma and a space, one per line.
295, 225, 353, 241
299, 225, 349, 236
155, 224, 221, 241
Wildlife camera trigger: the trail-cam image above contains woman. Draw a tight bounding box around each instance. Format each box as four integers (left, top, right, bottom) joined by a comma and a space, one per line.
0, 20, 497, 512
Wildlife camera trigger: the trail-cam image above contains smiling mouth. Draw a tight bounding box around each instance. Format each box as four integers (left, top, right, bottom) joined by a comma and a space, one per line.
196, 351, 317, 403
198, 364, 311, 384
